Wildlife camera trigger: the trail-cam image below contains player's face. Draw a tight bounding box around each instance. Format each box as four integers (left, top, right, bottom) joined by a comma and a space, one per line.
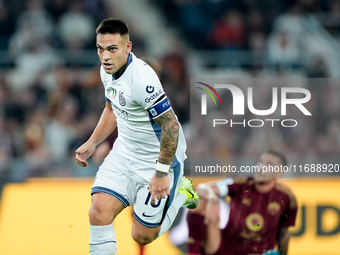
254, 152, 282, 184
96, 33, 132, 75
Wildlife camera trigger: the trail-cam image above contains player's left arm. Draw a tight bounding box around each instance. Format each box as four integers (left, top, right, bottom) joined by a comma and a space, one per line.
154, 109, 179, 165
277, 226, 290, 255
149, 109, 179, 204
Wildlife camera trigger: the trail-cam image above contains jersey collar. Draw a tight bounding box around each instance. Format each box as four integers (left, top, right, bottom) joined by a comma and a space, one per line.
112, 52, 133, 81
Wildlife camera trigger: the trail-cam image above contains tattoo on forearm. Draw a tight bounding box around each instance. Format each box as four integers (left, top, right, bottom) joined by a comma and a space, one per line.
154, 110, 179, 165
156, 170, 169, 178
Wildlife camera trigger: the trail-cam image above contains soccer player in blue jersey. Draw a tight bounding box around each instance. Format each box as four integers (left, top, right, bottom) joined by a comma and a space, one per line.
75, 18, 198, 255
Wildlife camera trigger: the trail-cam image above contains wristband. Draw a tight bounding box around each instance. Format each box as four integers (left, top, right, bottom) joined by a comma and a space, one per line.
155, 162, 171, 173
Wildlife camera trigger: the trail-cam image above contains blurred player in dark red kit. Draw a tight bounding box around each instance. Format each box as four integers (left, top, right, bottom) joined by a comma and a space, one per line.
188, 150, 297, 255
187, 194, 229, 255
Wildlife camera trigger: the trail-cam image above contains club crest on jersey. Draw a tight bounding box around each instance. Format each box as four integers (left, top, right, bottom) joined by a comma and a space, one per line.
245, 213, 264, 232
146, 86, 154, 93
119, 91, 126, 106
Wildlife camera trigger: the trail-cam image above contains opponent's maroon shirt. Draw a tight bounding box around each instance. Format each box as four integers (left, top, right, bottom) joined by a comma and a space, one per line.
187, 212, 225, 255
187, 178, 297, 255
221, 178, 297, 255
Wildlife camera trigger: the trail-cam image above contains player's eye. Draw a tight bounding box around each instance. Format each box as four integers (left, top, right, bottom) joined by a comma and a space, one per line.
97, 47, 103, 52
109, 48, 117, 52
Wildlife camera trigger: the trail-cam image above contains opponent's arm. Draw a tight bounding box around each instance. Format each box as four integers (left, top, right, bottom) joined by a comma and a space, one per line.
75, 102, 117, 167
197, 183, 219, 198
277, 227, 290, 255
205, 221, 221, 255
197, 177, 235, 200
149, 109, 179, 204
204, 198, 221, 255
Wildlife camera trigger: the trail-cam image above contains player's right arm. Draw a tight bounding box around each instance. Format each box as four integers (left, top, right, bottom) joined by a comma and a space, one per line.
75, 102, 117, 167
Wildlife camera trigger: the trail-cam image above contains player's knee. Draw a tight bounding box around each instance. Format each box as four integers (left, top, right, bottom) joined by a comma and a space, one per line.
89, 204, 112, 225
89, 205, 102, 223
131, 231, 157, 245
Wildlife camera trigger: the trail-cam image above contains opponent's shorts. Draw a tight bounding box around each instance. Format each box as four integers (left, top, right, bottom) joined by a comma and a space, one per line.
91, 152, 184, 228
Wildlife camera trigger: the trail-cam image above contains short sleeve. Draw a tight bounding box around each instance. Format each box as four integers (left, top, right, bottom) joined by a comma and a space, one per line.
132, 63, 171, 119
227, 178, 249, 198
132, 64, 165, 107
280, 195, 298, 228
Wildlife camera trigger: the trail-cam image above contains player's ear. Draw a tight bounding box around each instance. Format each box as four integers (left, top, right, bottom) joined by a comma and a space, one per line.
127, 41, 132, 54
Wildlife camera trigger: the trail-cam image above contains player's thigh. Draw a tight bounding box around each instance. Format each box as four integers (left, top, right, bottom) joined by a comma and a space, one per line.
131, 163, 183, 235
131, 183, 167, 228
131, 183, 166, 242
131, 216, 161, 244
92, 153, 136, 206
90, 192, 125, 224
90, 154, 137, 224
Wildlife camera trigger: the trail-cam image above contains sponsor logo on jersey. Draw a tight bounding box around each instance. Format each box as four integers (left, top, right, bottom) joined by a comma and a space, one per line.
145, 89, 163, 103
146, 85, 154, 93
119, 91, 126, 106
111, 102, 128, 119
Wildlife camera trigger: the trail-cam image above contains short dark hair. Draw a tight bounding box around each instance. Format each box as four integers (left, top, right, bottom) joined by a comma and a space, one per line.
96, 18, 129, 36
266, 149, 287, 167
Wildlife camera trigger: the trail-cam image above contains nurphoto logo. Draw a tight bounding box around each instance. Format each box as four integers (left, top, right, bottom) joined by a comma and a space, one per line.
196, 82, 312, 128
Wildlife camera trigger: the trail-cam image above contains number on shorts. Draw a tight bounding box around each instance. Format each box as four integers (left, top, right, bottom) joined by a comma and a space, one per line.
144, 192, 162, 208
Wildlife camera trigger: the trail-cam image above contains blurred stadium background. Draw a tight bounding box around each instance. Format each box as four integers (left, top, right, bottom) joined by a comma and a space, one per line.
0, 0, 339, 254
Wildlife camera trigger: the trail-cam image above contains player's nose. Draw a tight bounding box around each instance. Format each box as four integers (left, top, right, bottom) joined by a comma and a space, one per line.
103, 51, 110, 61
